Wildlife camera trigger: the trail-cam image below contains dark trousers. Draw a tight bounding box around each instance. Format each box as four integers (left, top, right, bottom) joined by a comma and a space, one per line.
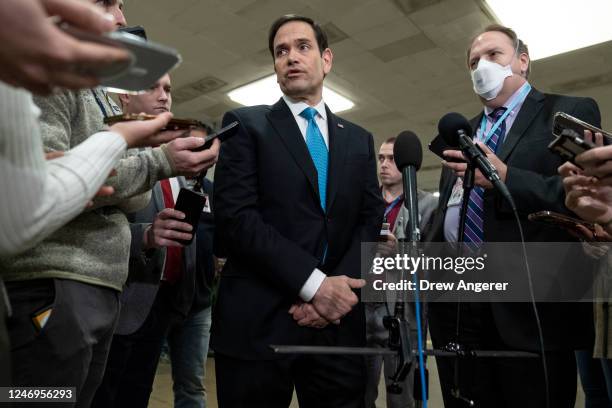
215, 350, 366, 408
92, 285, 184, 408
429, 302, 577, 408
6, 278, 119, 408
576, 349, 612, 407
0, 279, 10, 387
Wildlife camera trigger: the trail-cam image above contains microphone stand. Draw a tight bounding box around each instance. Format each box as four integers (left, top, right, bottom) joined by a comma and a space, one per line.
448, 161, 478, 406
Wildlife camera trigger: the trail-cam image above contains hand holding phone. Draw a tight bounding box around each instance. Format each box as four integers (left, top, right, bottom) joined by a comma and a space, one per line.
528, 210, 600, 241
173, 188, 207, 245
190, 121, 239, 152
429, 134, 465, 163
108, 112, 184, 148
104, 113, 207, 130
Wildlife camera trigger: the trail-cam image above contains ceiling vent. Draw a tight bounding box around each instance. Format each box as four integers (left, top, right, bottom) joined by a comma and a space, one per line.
322, 22, 349, 45
173, 76, 228, 104
391, 0, 441, 15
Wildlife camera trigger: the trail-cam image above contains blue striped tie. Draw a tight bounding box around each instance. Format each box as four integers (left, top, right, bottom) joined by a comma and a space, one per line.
463, 107, 507, 250
300, 107, 328, 211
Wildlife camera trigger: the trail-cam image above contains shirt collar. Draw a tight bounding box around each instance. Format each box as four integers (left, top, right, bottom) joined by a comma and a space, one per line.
484, 81, 531, 118
282, 95, 327, 122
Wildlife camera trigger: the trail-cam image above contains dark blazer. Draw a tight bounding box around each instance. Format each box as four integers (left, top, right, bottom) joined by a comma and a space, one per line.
427, 88, 600, 351
212, 98, 385, 359
115, 177, 198, 336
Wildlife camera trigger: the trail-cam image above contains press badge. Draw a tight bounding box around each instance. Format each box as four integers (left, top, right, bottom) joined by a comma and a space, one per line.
202, 194, 211, 213
447, 178, 464, 207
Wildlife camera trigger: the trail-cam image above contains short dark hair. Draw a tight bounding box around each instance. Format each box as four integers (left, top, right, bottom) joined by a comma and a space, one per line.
200, 122, 214, 136
466, 24, 530, 79
383, 137, 397, 145
268, 14, 328, 58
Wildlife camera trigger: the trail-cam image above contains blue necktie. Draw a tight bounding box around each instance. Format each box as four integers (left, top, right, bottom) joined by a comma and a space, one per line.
463, 107, 507, 250
300, 107, 328, 211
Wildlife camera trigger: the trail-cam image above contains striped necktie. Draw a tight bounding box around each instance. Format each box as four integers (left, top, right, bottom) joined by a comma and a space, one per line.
300, 107, 328, 211
463, 107, 507, 250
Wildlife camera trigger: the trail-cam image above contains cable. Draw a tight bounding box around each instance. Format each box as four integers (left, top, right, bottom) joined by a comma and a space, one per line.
511, 204, 550, 408
413, 268, 428, 408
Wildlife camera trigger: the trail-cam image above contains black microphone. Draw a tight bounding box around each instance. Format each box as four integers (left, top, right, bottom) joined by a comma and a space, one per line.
438, 112, 515, 209
393, 131, 422, 243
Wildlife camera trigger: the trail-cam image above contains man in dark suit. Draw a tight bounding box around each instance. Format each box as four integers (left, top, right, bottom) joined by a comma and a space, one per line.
427, 24, 600, 407
92, 74, 217, 408
212, 14, 384, 408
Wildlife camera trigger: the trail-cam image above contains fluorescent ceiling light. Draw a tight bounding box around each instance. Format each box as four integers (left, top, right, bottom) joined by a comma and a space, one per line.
484, 0, 612, 60
227, 74, 355, 113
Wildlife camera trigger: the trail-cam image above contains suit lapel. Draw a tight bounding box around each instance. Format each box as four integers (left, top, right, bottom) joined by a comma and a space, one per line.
326, 107, 347, 212
497, 88, 545, 161
266, 98, 320, 206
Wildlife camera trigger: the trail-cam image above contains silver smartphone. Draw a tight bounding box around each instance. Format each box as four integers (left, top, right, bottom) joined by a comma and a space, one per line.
60, 24, 182, 93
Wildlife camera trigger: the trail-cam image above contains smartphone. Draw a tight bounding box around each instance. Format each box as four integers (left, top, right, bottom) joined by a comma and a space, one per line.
117, 25, 147, 40
528, 210, 596, 236
552, 112, 612, 141
104, 113, 206, 130
174, 188, 207, 245
548, 128, 595, 165
60, 24, 181, 93
191, 121, 240, 152
428, 134, 465, 163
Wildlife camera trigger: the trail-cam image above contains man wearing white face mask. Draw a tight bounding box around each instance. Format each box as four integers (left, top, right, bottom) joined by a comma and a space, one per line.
426, 24, 601, 407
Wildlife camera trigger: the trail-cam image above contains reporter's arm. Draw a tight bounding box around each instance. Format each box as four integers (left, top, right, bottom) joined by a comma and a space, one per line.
0, 83, 127, 255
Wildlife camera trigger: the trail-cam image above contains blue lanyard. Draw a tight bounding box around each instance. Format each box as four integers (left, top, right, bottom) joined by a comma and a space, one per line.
383, 195, 403, 219
478, 83, 531, 145
91, 89, 109, 118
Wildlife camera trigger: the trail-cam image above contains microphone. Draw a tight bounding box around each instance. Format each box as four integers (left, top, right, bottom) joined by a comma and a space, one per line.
393, 131, 423, 243
438, 112, 515, 209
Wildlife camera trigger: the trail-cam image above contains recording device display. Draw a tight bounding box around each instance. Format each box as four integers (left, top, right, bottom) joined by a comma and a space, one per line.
528, 211, 597, 240
191, 121, 239, 152
59, 24, 181, 93
104, 113, 207, 130
174, 188, 207, 245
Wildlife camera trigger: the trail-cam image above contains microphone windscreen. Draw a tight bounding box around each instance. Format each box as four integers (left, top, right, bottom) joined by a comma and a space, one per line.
393, 131, 423, 171
438, 112, 472, 147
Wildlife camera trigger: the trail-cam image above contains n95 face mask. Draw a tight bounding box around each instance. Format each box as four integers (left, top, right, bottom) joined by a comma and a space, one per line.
470, 58, 513, 100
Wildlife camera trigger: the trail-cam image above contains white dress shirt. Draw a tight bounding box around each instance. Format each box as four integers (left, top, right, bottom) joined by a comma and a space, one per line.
282, 95, 328, 302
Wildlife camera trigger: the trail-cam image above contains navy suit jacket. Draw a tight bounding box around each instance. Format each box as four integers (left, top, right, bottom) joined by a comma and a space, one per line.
212, 98, 385, 359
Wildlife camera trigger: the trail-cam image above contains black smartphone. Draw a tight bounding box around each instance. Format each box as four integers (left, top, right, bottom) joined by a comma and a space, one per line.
428, 134, 465, 163
548, 128, 595, 165
191, 121, 239, 152
174, 188, 207, 245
